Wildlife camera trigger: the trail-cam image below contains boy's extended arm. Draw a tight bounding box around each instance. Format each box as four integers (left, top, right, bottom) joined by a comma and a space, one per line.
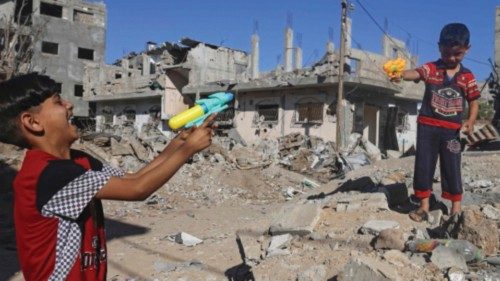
389, 69, 421, 83
400, 69, 421, 82
462, 100, 479, 135
95, 117, 214, 201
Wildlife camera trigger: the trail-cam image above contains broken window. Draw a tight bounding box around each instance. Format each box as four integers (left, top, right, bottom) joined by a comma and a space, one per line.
102, 106, 113, 123
74, 84, 83, 97
392, 47, 398, 59
296, 102, 324, 124
78, 47, 94, 60
123, 106, 136, 121
150, 62, 156, 75
73, 9, 94, 24
215, 106, 234, 126
115, 72, 122, 79
14, 0, 33, 25
148, 105, 161, 123
40, 2, 63, 18
41, 41, 58, 55
255, 104, 279, 123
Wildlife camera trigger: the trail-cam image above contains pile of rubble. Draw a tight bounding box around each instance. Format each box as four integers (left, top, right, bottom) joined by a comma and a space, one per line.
1, 121, 499, 280
232, 177, 500, 281
276, 132, 386, 183
76, 120, 390, 187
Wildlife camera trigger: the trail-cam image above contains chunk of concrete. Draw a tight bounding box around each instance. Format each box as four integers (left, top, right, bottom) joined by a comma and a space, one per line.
428, 209, 443, 226
447, 267, 465, 281
169, 232, 203, 247
430, 245, 468, 272
297, 265, 327, 281
128, 137, 149, 161
331, 192, 389, 212
266, 234, 292, 258
481, 205, 500, 220
269, 203, 321, 236
455, 209, 499, 256
386, 150, 402, 159
359, 220, 400, 236
341, 255, 399, 281
374, 229, 406, 251
111, 138, 134, 156
236, 233, 262, 265
383, 250, 414, 268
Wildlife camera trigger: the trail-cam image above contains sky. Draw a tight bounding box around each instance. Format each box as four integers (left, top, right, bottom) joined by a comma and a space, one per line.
104, 0, 498, 81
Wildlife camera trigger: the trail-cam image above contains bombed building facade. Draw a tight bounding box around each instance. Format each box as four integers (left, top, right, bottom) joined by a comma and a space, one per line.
0, 0, 106, 117
84, 38, 249, 133
84, 19, 423, 153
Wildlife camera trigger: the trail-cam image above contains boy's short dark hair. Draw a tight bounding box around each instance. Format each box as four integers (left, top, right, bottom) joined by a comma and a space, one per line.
438, 23, 470, 47
0, 73, 58, 148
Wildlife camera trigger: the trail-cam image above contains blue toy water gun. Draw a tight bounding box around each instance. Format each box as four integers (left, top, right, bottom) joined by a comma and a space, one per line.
168, 92, 234, 130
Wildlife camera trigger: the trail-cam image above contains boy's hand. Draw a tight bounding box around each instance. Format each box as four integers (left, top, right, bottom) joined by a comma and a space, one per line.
183, 114, 217, 154
175, 127, 195, 142
462, 119, 475, 135
389, 75, 402, 83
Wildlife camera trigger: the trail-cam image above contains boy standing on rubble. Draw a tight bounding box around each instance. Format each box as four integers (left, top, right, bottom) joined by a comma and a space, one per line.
392, 23, 480, 222
0, 73, 215, 280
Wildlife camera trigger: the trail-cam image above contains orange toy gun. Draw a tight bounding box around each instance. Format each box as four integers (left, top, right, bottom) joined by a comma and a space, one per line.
383, 58, 406, 80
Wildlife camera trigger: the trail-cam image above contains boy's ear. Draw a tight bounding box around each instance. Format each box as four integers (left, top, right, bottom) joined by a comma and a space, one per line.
20, 111, 44, 133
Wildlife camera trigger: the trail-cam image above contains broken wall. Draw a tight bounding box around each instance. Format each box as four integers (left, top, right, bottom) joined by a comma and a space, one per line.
234, 87, 337, 145
95, 97, 161, 133
30, 0, 106, 117
185, 44, 249, 87
162, 71, 189, 119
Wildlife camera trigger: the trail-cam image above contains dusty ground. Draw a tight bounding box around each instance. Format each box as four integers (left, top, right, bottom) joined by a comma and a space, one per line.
1, 150, 499, 280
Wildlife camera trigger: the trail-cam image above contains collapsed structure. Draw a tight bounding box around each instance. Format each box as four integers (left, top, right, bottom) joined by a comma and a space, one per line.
84, 18, 425, 154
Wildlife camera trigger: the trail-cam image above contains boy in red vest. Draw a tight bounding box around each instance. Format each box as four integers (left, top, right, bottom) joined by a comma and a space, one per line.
394, 23, 480, 221
0, 73, 215, 280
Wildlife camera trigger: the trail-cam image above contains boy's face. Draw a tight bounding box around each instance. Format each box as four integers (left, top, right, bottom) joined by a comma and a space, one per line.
439, 45, 469, 69
35, 94, 78, 145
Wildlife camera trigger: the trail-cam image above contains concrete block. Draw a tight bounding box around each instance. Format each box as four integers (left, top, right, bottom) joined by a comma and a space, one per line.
236, 233, 262, 264
266, 234, 292, 258
269, 203, 321, 236
359, 220, 400, 236
430, 245, 468, 271
169, 232, 203, 247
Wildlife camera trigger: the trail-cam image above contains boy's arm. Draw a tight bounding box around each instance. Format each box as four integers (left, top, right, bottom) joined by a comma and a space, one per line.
95, 117, 214, 201
400, 69, 422, 82
462, 99, 479, 135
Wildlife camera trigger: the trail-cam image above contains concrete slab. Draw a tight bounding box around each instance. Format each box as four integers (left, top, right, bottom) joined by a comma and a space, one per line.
269, 203, 321, 236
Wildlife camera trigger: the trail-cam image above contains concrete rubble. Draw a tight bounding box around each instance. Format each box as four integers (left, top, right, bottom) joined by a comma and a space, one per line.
168, 232, 203, 247
0, 122, 499, 281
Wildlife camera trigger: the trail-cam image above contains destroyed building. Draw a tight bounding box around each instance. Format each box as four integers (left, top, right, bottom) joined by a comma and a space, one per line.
0, 0, 106, 117
83, 38, 249, 133
84, 18, 423, 153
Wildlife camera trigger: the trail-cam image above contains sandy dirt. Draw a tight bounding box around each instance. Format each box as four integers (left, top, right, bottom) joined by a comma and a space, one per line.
1, 151, 499, 280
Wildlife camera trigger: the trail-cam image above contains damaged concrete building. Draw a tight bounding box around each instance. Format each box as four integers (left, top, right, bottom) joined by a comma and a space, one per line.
84, 18, 423, 153
0, 0, 106, 117
84, 38, 249, 133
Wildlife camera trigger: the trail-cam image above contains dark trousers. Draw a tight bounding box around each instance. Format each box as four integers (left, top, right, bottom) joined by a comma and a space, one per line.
414, 123, 463, 202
